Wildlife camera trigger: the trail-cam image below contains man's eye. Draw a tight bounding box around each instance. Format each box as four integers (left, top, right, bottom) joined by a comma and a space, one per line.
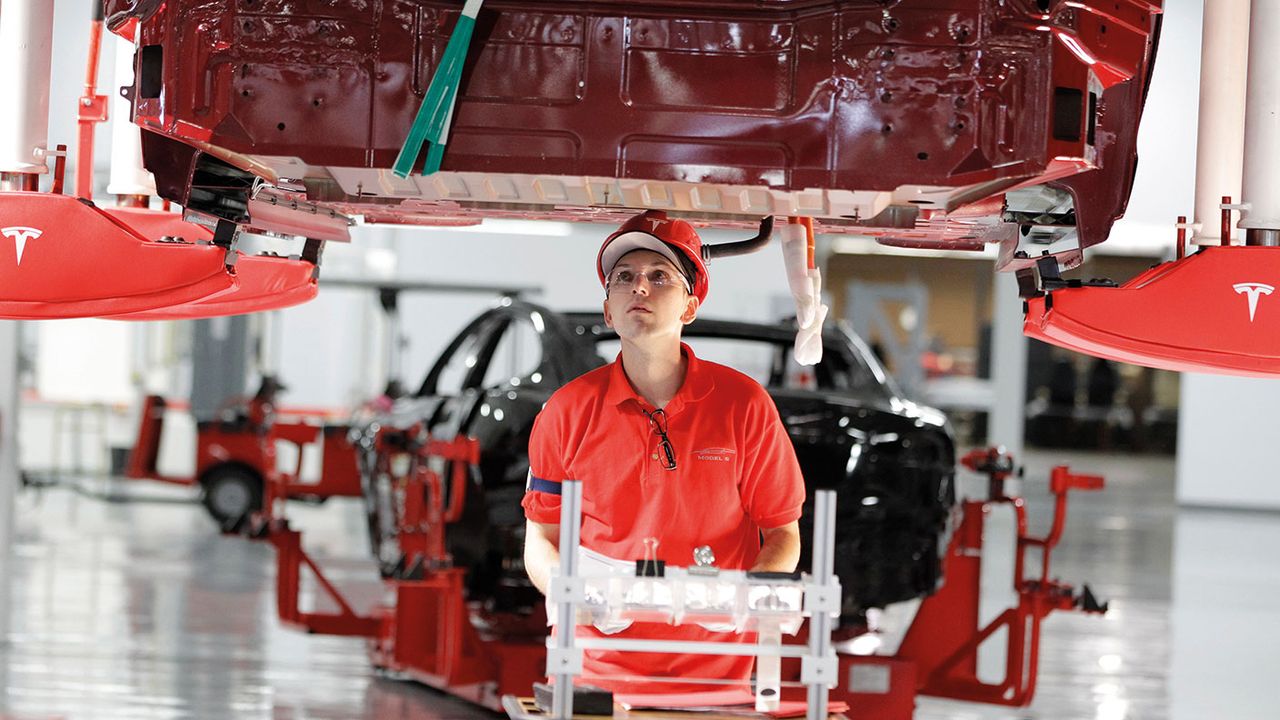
615, 271, 634, 284
651, 270, 670, 284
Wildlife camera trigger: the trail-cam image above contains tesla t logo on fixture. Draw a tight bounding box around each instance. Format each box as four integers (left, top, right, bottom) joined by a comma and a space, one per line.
2, 226, 43, 266
1233, 282, 1274, 322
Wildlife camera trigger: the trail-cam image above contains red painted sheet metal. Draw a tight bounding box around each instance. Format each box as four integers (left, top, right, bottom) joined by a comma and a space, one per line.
103, 205, 319, 319
0, 192, 232, 319
111, 0, 1163, 249
1024, 247, 1280, 376
114, 253, 318, 320
101, 205, 214, 243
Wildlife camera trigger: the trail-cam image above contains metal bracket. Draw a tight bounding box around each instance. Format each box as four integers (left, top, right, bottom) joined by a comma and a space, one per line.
803, 582, 842, 615
548, 576, 585, 604
546, 646, 583, 675
800, 654, 839, 686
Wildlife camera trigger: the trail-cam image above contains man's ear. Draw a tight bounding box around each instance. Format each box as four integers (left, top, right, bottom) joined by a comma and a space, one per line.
603, 297, 615, 328
681, 295, 699, 325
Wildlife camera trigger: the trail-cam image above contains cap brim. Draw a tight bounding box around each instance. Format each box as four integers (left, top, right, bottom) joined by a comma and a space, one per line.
600, 232, 691, 289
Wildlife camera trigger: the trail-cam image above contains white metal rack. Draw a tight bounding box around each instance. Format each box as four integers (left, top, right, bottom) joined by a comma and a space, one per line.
542, 481, 841, 720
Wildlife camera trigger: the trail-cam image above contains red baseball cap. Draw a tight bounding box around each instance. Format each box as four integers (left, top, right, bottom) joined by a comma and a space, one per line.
597, 210, 710, 302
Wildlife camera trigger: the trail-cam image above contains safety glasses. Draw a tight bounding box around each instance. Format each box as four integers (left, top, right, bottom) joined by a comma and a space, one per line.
607, 267, 691, 294
644, 408, 677, 471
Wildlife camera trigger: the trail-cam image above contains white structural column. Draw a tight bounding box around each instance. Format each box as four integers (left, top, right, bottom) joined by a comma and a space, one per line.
1238, 0, 1280, 244
107, 34, 156, 197
0, 322, 20, 641
1178, 0, 1280, 511
980, 270, 1023, 681
0, 0, 56, 176
1192, 0, 1249, 245
989, 269, 1027, 461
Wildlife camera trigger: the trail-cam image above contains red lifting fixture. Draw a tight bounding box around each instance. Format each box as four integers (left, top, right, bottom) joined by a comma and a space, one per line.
0, 193, 321, 320
0, 1, 322, 323
0, 192, 233, 319
101, 205, 215, 245
98, 206, 319, 320
896, 449, 1107, 707
114, 253, 319, 320
1024, 246, 1280, 376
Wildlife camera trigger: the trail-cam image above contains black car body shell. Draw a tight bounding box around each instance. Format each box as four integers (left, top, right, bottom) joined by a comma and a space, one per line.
354, 300, 956, 622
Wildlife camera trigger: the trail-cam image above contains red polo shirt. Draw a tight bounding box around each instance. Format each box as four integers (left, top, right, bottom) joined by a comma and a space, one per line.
522, 343, 806, 693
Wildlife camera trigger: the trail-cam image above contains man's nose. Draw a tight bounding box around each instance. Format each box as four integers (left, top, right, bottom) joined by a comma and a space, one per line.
630, 274, 652, 294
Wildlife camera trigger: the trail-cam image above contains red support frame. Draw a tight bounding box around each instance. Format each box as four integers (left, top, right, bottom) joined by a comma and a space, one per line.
896, 460, 1106, 706
270, 523, 381, 637
258, 440, 1104, 717
76, 17, 110, 201
252, 431, 543, 711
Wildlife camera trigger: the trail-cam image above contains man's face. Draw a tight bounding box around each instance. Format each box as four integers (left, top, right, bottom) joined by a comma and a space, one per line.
602, 249, 699, 342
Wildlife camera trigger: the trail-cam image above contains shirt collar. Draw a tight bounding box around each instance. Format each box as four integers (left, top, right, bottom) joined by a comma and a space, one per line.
605, 342, 715, 413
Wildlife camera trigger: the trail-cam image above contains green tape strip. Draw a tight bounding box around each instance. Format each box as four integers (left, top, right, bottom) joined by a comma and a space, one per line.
392, 13, 477, 178
424, 141, 447, 176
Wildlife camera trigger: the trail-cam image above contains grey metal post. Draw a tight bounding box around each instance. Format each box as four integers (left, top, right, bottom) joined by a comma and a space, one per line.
0, 321, 21, 642
989, 270, 1027, 460
191, 316, 251, 421
550, 480, 584, 719
806, 489, 837, 720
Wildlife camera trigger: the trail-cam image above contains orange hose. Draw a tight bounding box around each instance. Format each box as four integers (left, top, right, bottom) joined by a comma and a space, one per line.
798, 217, 816, 269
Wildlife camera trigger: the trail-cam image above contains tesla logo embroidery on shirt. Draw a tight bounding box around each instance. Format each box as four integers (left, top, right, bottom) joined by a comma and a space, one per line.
1233, 282, 1274, 322
2, 226, 42, 266
694, 447, 735, 462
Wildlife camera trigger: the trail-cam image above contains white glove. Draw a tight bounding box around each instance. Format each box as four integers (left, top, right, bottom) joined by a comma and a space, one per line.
795, 299, 828, 366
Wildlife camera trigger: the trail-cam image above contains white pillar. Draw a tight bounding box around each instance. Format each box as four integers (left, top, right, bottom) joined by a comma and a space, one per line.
0, 0, 56, 175
1177, 0, 1280, 511
1177, 375, 1280, 510
989, 269, 1026, 460
1191, 0, 1250, 245
1238, 0, 1280, 243
106, 34, 156, 197
0, 321, 21, 641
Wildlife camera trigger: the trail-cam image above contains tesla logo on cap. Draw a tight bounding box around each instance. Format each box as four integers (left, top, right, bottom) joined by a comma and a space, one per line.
2, 226, 42, 266
1233, 282, 1274, 322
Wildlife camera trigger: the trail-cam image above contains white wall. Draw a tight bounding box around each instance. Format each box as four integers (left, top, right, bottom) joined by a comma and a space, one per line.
49, 0, 114, 187
1106, 0, 1204, 256
1177, 374, 1280, 510
34, 319, 134, 404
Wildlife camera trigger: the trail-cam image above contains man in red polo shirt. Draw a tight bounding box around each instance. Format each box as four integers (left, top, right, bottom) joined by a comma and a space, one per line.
521, 210, 807, 694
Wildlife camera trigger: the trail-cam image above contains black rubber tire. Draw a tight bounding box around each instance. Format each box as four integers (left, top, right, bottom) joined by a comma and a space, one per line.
200, 465, 264, 531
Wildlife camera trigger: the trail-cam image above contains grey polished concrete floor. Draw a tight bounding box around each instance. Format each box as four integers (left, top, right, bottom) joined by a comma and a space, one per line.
1, 449, 1276, 719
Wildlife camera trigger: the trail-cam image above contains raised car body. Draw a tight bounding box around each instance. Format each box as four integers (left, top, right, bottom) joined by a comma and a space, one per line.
353, 299, 955, 624
107, 0, 1163, 263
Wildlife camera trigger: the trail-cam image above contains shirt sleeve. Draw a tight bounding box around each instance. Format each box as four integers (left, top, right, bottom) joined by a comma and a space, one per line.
738, 387, 806, 529
521, 397, 567, 525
